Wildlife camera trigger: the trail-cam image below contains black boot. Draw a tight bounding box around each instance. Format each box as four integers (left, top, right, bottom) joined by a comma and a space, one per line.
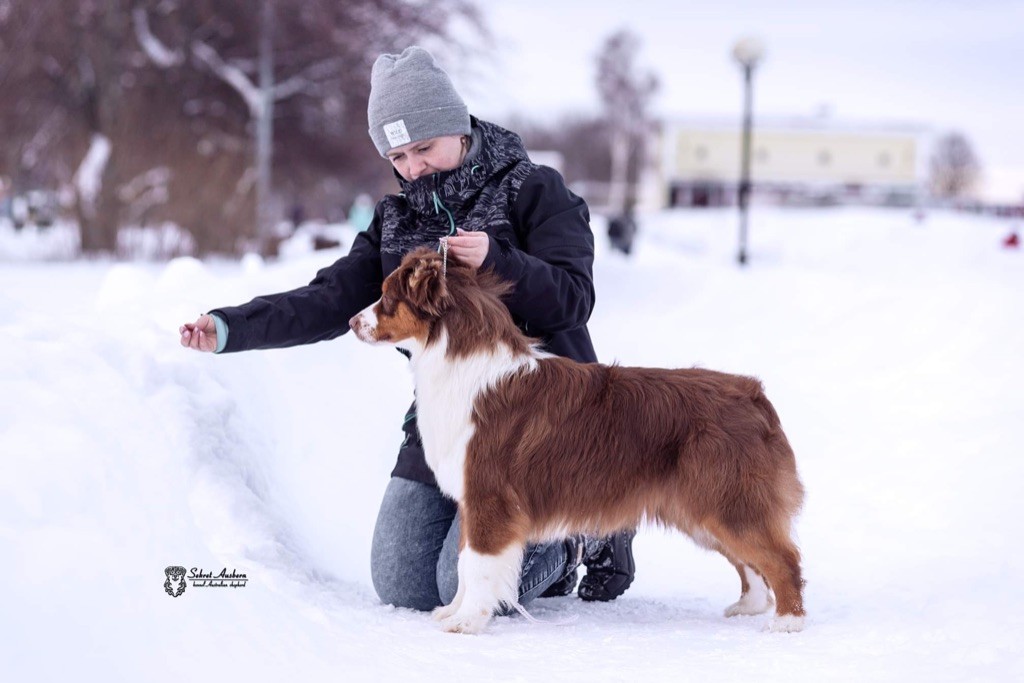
577, 530, 636, 602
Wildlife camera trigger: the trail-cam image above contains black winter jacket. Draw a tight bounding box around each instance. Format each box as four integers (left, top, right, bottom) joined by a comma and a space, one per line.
212, 119, 597, 485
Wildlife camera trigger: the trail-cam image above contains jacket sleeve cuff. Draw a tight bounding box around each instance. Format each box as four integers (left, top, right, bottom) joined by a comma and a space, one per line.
480, 233, 522, 281
210, 312, 229, 354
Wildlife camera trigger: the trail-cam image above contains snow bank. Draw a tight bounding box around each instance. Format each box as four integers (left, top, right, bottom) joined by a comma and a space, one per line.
1, 208, 1021, 681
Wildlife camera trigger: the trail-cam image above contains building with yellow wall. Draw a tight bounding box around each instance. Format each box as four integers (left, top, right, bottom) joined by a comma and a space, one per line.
656, 118, 927, 207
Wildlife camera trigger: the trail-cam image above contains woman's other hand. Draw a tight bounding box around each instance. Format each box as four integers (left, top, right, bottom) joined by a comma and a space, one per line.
179, 314, 218, 352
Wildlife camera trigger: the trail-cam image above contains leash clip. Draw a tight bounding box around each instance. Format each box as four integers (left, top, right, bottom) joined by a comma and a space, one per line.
440, 237, 449, 279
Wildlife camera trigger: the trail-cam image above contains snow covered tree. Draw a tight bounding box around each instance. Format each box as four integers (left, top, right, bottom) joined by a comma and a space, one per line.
929, 131, 981, 200
595, 29, 658, 212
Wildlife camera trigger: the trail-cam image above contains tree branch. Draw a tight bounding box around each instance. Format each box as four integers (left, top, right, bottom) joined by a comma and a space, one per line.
131, 7, 184, 68
271, 56, 345, 100
191, 41, 262, 118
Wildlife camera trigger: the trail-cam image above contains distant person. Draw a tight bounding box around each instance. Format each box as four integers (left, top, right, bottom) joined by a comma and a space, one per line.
178, 46, 636, 614
347, 193, 375, 231
1003, 229, 1019, 249
289, 202, 307, 230
607, 201, 638, 255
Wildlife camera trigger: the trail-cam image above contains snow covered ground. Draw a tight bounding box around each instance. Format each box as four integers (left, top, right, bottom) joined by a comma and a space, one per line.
1, 207, 1022, 682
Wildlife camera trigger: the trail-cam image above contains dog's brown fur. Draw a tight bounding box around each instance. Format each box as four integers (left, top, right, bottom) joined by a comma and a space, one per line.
353, 248, 806, 626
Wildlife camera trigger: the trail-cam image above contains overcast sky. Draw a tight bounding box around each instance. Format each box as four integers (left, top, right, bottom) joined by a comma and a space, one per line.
449, 0, 1023, 180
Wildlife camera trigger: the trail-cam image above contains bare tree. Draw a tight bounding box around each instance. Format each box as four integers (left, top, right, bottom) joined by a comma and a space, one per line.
133, 0, 486, 254
511, 113, 613, 184
595, 29, 658, 211
930, 131, 981, 200
0, 1, 131, 252
0, 0, 484, 256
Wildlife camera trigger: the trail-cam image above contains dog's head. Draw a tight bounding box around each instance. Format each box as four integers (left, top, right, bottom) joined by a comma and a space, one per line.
349, 247, 451, 349
351, 246, 532, 360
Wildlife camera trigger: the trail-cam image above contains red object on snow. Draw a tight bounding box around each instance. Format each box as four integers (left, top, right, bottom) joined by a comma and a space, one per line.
1004, 231, 1020, 249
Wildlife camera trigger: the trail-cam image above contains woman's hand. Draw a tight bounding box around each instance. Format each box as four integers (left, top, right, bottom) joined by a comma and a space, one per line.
444, 228, 490, 270
179, 314, 218, 352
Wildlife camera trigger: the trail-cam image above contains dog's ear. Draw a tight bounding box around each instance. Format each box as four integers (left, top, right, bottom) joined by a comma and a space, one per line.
405, 254, 449, 317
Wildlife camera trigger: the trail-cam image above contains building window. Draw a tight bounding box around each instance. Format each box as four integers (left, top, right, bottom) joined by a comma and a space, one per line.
755, 148, 769, 163
818, 150, 832, 166
694, 145, 708, 162
878, 152, 891, 167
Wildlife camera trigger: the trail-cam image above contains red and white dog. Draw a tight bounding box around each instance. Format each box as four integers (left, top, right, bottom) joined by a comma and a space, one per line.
350, 248, 805, 634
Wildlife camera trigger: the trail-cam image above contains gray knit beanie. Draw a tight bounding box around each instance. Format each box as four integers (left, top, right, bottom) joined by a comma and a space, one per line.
367, 46, 471, 157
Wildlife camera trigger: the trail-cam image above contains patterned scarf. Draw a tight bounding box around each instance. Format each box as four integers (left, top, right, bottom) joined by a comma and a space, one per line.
379, 119, 539, 256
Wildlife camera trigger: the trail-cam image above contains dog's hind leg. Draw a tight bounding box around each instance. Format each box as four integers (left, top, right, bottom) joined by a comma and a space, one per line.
758, 540, 804, 633
708, 521, 805, 632
694, 528, 774, 618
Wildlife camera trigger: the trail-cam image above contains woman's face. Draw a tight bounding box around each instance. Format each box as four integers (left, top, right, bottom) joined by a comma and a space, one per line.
386, 134, 467, 181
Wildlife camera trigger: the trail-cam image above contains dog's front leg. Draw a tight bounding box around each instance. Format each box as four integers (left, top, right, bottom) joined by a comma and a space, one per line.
431, 572, 466, 622
437, 542, 523, 634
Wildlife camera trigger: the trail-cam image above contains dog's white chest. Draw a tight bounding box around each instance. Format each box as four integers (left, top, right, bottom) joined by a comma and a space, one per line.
417, 402, 474, 502
411, 340, 535, 503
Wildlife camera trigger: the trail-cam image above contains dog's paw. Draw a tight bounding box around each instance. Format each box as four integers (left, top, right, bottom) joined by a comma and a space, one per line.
766, 614, 805, 633
432, 603, 459, 622
724, 592, 774, 617
439, 608, 492, 634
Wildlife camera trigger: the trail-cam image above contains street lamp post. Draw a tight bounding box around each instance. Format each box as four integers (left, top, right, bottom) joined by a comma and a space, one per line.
732, 37, 765, 266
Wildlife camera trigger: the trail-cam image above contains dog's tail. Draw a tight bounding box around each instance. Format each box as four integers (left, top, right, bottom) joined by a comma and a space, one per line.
745, 378, 805, 517
742, 377, 782, 431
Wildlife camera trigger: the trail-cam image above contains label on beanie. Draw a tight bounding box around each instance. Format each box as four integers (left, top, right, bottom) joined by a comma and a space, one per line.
384, 119, 411, 147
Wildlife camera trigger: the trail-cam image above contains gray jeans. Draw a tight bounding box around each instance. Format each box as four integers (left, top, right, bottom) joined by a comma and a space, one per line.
370, 476, 569, 611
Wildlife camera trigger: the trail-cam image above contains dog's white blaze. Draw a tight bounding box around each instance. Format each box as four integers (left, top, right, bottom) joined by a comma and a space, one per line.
357, 303, 378, 327
410, 328, 537, 502
352, 299, 427, 353
350, 302, 379, 343
437, 543, 523, 634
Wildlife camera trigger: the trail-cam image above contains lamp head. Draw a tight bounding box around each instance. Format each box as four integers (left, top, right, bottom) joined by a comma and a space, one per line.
732, 37, 766, 68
